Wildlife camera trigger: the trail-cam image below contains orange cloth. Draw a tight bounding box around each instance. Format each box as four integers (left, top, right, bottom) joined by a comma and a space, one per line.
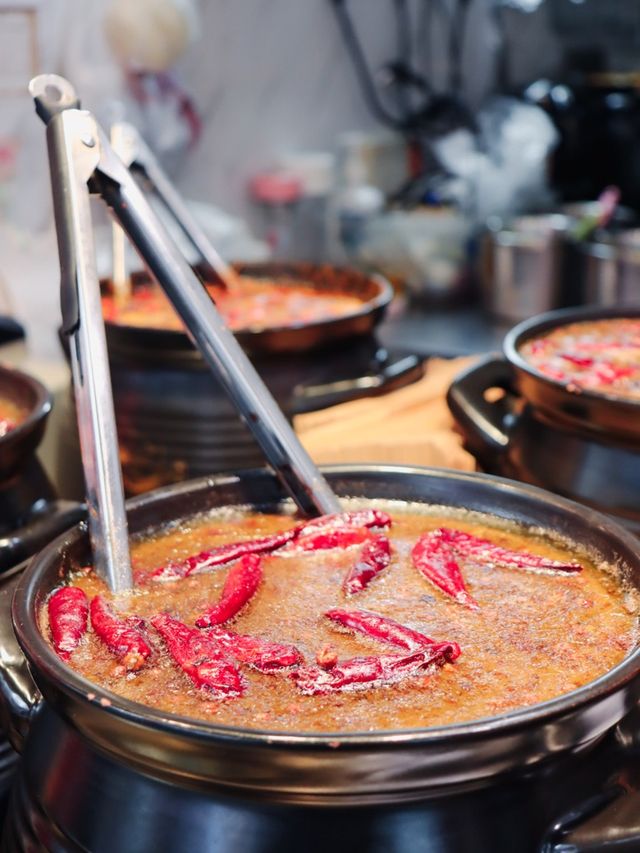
294, 357, 477, 471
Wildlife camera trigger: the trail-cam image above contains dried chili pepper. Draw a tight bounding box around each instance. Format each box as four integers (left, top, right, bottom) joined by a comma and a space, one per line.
48, 586, 89, 661
560, 353, 594, 368
593, 363, 634, 385
151, 613, 243, 696
205, 627, 303, 671
411, 533, 479, 610
291, 642, 459, 696
286, 527, 372, 554
149, 509, 392, 582
149, 530, 295, 582
298, 509, 391, 537
90, 595, 152, 672
343, 535, 391, 595
325, 608, 436, 651
435, 527, 582, 574
195, 553, 263, 628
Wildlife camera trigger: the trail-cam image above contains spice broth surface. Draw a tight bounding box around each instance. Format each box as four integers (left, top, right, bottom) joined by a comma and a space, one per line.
521, 318, 640, 399
102, 278, 364, 333
0, 397, 26, 436
40, 503, 639, 733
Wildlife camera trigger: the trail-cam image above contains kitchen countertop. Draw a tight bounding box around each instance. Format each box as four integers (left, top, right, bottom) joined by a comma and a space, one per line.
377, 299, 507, 358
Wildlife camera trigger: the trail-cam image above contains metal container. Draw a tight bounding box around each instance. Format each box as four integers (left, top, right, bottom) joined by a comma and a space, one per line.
2, 466, 640, 851
480, 215, 568, 322
578, 230, 640, 307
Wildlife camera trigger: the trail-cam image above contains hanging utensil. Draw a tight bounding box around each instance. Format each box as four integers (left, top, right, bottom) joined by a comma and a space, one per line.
30, 74, 340, 593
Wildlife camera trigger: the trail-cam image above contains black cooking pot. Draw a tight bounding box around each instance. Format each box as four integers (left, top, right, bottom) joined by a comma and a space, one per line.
447, 307, 640, 525
0, 363, 50, 484
102, 263, 422, 494
2, 466, 640, 852
0, 364, 83, 567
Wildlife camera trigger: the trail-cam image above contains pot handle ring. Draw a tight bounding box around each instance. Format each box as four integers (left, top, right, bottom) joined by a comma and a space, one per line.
446, 354, 517, 466
0, 561, 42, 753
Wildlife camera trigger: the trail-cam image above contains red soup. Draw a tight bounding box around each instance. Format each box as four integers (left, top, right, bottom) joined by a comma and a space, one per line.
521, 318, 640, 400
102, 278, 365, 333
40, 502, 639, 733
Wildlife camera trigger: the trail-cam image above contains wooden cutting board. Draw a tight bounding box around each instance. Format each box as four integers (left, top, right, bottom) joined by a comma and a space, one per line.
294, 356, 477, 471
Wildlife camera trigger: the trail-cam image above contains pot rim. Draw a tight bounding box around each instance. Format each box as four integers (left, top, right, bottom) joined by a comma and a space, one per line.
504, 304, 640, 411
102, 264, 394, 343
14, 464, 640, 750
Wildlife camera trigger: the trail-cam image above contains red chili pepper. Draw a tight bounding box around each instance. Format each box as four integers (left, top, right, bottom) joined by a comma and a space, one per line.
148, 510, 391, 582
149, 530, 296, 582
435, 527, 582, 574
411, 533, 479, 610
343, 535, 391, 595
151, 613, 243, 696
48, 586, 89, 661
90, 595, 152, 672
204, 627, 303, 672
325, 608, 437, 651
593, 363, 634, 385
560, 353, 593, 368
286, 527, 372, 553
195, 553, 263, 628
291, 642, 460, 695
298, 509, 391, 537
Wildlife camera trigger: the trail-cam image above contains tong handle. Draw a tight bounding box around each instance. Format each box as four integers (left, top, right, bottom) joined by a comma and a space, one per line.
112, 122, 238, 289
30, 75, 132, 592
97, 160, 340, 516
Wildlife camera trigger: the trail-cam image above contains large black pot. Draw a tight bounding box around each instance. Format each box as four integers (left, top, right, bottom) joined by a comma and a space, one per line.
447, 306, 640, 526
2, 466, 640, 851
103, 263, 422, 494
0, 364, 83, 571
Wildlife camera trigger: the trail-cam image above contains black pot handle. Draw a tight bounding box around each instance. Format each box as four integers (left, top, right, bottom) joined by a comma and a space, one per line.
0, 560, 42, 753
292, 351, 423, 414
446, 354, 517, 467
541, 784, 640, 851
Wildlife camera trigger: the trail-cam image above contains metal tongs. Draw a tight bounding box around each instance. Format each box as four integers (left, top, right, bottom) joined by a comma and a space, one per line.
30, 74, 340, 594
109, 121, 242, 292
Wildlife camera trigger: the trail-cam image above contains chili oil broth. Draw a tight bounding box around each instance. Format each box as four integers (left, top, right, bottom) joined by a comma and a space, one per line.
0, 397, 27, 436
102, 278, 364, 333
40, 504, 640, 733
520, 318, 640, 400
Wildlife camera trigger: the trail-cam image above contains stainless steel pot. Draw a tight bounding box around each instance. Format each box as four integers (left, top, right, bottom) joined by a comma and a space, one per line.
578, 230, 640, 307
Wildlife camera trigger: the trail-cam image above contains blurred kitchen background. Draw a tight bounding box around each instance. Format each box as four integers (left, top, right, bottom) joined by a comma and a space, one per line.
2, 0, 640, 363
